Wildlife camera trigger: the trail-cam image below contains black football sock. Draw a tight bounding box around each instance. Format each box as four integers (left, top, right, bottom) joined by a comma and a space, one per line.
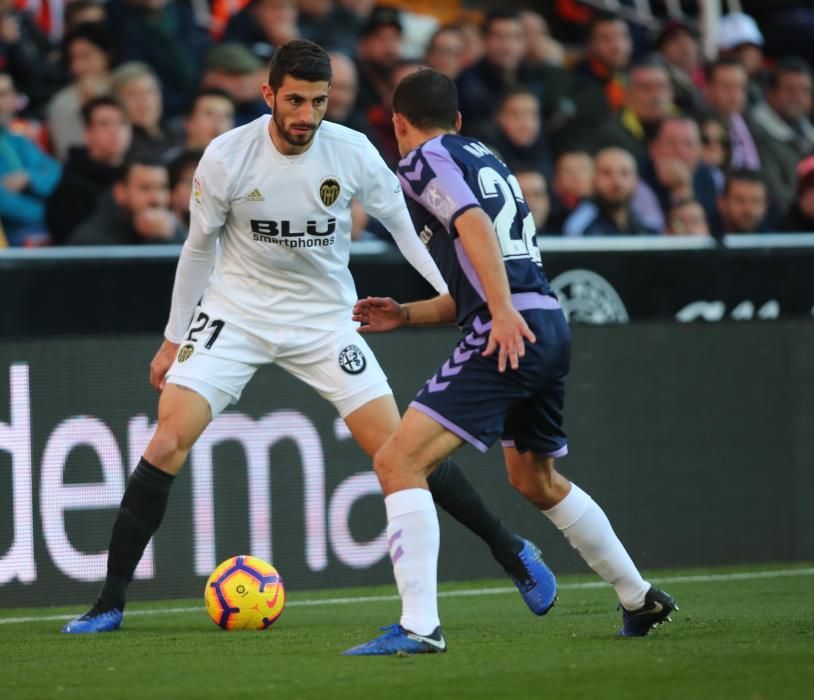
427, 458, 523, 569
96, 457, 175, 612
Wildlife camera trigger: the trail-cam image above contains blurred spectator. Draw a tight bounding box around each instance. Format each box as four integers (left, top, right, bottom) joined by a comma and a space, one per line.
70, 155, 184, 244
717, 12, 765, 107
457, 19, 483, 69
548, 150, 593, 232
112, 62, 180, 161
666, 198, 710, 236
751, 57, 814, 217
0, 0, 62, 115
353, 6, 403, 116
783, 155, 814, 232
0, 71, 60, 245
424, 25, 465, 81
326, 52, 368, 132
223, 0, 298, 62
705, 59, 761, 171
655, 20, 705, 117
456, 9, 544, 135
717, 168, 768, 234
167, 148, 201, 228
698, 113, 731, 193
595, 57, 675, 160
298, 0, 359, 54
338, 0, 374, 22
106, 0, 210, 117
635, 116, 719, 233
165, 88, 235, 161
519, 10, 564, 67
365, 58, 420, 167
46, 95, 131, 244
46, 22, 114, 161
564, 147, 653, 237
555, 12, 632, 154
201, 43, 266, 126
477, 87, 549, 177
514, 166, 550, 236
64, 0, 106, 32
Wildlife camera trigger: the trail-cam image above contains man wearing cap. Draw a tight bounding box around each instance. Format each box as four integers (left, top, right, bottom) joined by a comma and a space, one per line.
750, 57, 814, 217
783, 155, 814, 232
717, 12, 765, 108
201, 43, 268, 126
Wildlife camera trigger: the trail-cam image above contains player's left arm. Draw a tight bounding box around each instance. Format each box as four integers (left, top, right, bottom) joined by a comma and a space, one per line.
353, 293, 456, 332
455, 207, 536, 372
356, 139, 448, 296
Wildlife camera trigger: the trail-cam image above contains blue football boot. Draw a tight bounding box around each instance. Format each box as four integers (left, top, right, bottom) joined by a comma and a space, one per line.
619, 587, 677, 637
343, 624, 447, 656
61, 606, 123, 634
503, 539, 557, 615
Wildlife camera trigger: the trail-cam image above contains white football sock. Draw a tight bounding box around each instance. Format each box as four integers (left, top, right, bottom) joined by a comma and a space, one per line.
542, 483, 650, 610
384, 488, 440, 635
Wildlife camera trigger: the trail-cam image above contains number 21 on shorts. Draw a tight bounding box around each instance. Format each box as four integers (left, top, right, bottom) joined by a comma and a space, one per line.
186, 310, 225, 350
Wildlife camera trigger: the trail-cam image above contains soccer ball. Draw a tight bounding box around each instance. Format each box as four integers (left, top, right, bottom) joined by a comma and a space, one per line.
204, 555, 286, 630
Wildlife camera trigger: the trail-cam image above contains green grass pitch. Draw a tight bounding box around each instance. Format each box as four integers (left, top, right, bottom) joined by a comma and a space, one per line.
2, 564, 813, 700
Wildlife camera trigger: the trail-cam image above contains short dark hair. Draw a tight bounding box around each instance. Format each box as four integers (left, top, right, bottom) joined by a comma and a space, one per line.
184, 87, 236, 118
629, 54, 669, 76
767, 56, 813, 91
654, 114, 697, 140
168, 149, 203, 189
81, 95, 126, 127
117, 155, 167, 183
705, 57, 746, 83
483, 9, 521, 35
62, 21, 114, 58
587, 11, 626, 40
723, 168, 766, 195
496, 85, 538, 112
267, 40, 332, 91
393, 68, 458, 131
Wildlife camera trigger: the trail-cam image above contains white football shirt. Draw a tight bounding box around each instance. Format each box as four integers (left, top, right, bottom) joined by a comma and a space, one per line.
189, 115, 408, 332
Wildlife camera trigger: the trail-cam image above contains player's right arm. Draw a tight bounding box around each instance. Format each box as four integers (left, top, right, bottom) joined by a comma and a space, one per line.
151, 154, 231, 391
455, 207, 535, 372
352, 293, 456, 332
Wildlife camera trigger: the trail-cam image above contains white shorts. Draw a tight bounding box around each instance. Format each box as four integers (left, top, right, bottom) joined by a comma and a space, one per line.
165, 307, 392, 418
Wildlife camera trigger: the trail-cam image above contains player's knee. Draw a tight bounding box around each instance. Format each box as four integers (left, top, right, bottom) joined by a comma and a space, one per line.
506, 454, 561, 504
145, 424, 194, 466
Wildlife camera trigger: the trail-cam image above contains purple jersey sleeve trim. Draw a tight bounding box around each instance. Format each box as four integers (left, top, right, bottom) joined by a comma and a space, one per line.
408, 400, 489, 453
399, 136, 480, 233
448, 202, 480, 236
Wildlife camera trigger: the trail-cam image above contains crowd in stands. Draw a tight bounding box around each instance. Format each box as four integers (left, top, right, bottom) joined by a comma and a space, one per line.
2, 0, 814, 247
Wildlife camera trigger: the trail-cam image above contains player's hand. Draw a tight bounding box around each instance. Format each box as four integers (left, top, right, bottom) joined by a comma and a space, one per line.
482, 308, 536, 372
352, 296, 406, 333
150, 339, 180, 391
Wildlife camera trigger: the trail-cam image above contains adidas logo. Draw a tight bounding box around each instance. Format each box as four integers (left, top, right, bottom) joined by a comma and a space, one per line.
246, 188, 264, 202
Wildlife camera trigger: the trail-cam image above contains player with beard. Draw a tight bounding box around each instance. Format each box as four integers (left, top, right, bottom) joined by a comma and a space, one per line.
563, 147, 657, 236
62, 40, 556, 634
